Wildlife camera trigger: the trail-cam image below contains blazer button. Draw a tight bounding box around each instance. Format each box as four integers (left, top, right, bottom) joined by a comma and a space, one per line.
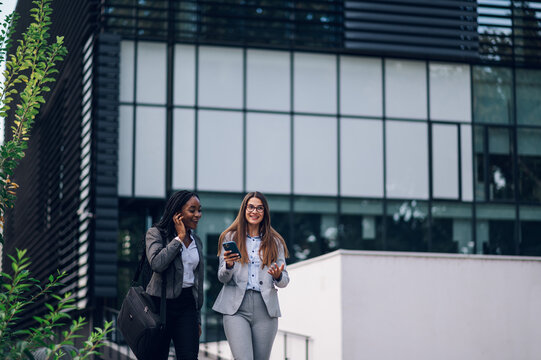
259, 281, 263, 285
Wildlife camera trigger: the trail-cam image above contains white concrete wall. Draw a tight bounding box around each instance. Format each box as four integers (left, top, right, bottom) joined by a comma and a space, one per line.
278, 252, 343, 360
278, 250, 541, 360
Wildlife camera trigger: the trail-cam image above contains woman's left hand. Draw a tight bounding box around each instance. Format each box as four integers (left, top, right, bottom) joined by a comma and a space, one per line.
268, 262, 284, 280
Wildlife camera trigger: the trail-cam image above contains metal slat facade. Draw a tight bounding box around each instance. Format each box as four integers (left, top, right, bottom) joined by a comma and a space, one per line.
102, 0, 541, 66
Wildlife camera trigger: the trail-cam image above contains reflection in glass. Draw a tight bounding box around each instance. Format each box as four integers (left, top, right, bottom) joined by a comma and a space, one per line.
519, 206, 541, 256
386, 200, 428, 252
476, 204, 516, 255
292, 197, 338, 262
518, 128, 541, 202
431, 203, 473, 254
516, 69, 541, 125
473, 66, 513, 124
474, 126, 515, 201
339, 199, 384, 250
116, 202, 162, 308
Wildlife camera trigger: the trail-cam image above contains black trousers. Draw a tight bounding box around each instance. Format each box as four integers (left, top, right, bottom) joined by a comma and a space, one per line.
152, 287, 199, 360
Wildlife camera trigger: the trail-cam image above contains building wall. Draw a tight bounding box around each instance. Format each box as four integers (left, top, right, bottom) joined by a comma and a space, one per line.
279, 250, 541, 360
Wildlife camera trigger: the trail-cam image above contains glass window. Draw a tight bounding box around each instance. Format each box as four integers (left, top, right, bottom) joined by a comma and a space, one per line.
197, 110, 243, 192
134, 106, 166, 197
246, 113, 291, 194
118, 105, 134, 197
340, 56, 382, 117
474, 126, 516, 201
386, 121, 429, 199
472, 66, 513, 124
246, 49, 290, 112
117, 206, 147, 307
172, 109, 195, 190
119, 40, 134, 103
136, 42, 166, 104
384, 59, 427, 120
339, 199, 384, 251
476, 204, 516, 255
292, 197, 338, 262
198, 46, 243, 109
340, 118, 383, 197
517, 128, 541, 202
294, 115, 337, 196
432, 124, 459, 199
429, 62, 471, 122
431, 203, 473, 254
386, 200, 429, 252
174, 44, 196, 106
461, 124, 474, 201
519, 206, 541, 256
516, 69, 541, 126
294, 53, 337, 114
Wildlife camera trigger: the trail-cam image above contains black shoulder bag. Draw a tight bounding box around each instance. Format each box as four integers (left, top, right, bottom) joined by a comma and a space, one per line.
118, 231, 167, 360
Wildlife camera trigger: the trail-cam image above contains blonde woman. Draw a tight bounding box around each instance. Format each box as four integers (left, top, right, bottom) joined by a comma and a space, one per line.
213, 191, 289, 360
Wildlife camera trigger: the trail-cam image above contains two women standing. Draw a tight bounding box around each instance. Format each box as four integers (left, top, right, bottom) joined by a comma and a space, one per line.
144, 190, 289, 360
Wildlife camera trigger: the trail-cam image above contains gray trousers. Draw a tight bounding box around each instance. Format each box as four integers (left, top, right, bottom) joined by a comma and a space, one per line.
223, 290, 278, 360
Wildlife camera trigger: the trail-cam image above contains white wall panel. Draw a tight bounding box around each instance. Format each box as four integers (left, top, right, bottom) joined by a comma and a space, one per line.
340, 56, 382, 117
461, 125, 473, 201
174, 44, 196, 106
247, 49, 290, 112
118, 105, 133, 196
430, 63, 471, 122
246, 113, 291, 193
294, 53, 336, 114
386, 121, 428, 199
432, 124, 459, 199
294, 115, 337, 195
385, 59, 427, 120
172, 109, 195, 190
199, 46, 243, 109
197, 110, 243, 192
119, 41, 134, 103
136, 42, 166, 104
134, 106, 166, 197
340, 118, 383, 197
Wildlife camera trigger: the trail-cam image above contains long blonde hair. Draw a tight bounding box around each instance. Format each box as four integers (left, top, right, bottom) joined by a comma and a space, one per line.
217, 191, 289, 267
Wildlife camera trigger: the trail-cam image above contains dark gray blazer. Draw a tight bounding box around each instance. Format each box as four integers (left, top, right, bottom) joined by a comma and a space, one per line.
212, 232, 289, 318
145, 227, 204, 320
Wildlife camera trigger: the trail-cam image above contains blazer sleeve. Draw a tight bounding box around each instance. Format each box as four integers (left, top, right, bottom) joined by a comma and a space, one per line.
217, 232, 235, 284
146, 227, 182, 273
273, 240, 289, 288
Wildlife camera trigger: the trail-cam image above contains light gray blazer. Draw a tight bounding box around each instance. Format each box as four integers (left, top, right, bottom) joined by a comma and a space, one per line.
145, 227, 204, 317
212, 232, 289, 318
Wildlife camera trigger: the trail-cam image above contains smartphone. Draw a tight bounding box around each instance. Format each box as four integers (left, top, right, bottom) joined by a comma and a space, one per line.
222, 241, 241, 258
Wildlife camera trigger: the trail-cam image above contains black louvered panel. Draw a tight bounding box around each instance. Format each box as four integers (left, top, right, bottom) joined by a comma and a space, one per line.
344, 0, 478, 60
92, 33, 120, 298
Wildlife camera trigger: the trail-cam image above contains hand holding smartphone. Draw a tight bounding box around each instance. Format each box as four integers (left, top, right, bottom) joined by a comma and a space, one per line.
222, 241, 241, 258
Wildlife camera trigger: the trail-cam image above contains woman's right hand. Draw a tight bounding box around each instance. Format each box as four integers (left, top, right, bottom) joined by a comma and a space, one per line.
224, 250, 240, 269
173, 213, 186, 240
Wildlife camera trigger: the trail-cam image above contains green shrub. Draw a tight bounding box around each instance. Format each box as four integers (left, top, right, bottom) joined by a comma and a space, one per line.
0, 249, 112, 359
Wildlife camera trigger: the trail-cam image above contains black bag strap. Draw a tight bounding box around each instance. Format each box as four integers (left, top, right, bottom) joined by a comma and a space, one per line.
133, 227, 168, 325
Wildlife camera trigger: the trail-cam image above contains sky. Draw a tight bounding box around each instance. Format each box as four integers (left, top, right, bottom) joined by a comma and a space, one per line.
0, 0, 17, 144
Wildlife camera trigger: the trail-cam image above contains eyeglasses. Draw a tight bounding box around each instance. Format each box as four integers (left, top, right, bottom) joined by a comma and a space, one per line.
246, 204, 265, 213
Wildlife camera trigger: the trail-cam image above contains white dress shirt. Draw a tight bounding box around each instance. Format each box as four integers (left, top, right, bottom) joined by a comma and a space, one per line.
174, 232, 199, 288
246, 235, 262, 291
